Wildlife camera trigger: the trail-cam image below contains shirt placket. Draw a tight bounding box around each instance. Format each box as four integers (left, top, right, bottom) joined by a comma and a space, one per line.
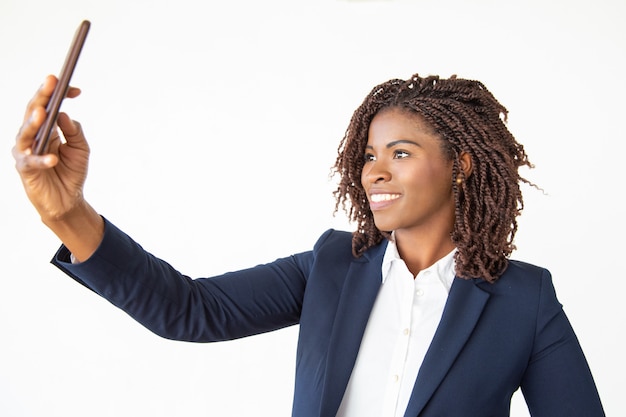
380, 267, 415, 416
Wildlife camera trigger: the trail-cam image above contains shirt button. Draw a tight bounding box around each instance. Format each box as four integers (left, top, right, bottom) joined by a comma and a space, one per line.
415, 288, 424, 296
403, 328, 410, 336
393, 374, 399, 383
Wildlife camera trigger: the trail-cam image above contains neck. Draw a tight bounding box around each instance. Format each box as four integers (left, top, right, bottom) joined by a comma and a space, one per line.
394, 229, 455, 277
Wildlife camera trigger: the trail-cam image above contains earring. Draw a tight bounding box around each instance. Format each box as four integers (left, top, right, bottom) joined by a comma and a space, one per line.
455, 177, 463, 184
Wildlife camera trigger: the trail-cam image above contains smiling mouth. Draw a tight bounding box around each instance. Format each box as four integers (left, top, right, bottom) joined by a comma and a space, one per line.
370, 193, 401, 203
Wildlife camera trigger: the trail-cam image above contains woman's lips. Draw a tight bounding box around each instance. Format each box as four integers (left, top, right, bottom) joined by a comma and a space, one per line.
368, 193, 401, 210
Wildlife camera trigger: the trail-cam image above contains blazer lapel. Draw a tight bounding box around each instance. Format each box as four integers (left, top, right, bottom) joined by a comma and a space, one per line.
319, 242, 387, 417
403, 277, 490, 417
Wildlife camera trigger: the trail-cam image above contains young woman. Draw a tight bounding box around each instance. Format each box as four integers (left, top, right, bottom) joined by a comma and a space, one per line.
13, 73, 605, 416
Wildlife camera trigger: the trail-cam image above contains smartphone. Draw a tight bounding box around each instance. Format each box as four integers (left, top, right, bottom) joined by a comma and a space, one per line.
32, 20, 91, 155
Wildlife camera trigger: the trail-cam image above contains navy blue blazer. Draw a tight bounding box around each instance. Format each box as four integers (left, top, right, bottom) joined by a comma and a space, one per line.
53, 219, 604, 417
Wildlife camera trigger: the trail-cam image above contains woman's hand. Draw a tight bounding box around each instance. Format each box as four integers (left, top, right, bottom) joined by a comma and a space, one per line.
13, 75, 88, 221
13, 75, 104, 262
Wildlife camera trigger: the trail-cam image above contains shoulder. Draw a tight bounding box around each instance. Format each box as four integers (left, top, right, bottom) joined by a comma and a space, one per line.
311, 229, 388, 262
287, 229, 355, 274
505, 259, 550, 277
479, 259, 560, 311
499, 259, 553, 288
312, 229, 354, 255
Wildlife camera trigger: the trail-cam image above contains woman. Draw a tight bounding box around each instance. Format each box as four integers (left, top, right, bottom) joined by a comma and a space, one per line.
13, 73, 605, 416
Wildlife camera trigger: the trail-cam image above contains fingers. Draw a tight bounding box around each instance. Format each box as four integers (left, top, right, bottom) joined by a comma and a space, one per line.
23, 75, 82, 123
23, 75, 56, 123
13, 116, 59, 171
15, 75, 84, 152
12, 142, 58, 173
14, 77, 86, 176
15, 106, 46, 153
17, 76, 58, 153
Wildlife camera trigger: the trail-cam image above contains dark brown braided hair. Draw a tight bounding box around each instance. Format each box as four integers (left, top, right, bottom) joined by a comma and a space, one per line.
332, 73, 535, 282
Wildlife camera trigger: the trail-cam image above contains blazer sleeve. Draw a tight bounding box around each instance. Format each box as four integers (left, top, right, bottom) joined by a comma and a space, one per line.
51, 218, 318, 342
520, 269, 605, 416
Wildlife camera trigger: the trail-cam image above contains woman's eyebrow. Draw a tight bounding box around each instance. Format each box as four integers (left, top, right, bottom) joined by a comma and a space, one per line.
365, 139, 420, 150
386, 139, 420, 148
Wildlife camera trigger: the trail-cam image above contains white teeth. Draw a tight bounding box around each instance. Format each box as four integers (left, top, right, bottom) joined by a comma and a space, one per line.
370, 194, 400, 203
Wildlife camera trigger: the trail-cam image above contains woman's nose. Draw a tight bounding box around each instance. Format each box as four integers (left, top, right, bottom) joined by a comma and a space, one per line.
363, 160, 391, 184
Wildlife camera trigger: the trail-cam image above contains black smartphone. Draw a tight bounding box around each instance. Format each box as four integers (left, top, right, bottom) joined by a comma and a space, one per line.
32, 20, 90, 155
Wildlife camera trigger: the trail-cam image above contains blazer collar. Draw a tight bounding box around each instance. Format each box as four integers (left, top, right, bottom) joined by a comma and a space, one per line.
403, 277, 491, 417
319, 239, 388, 417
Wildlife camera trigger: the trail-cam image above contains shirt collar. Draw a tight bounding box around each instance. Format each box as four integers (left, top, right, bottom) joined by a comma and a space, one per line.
381, 234, 457, 292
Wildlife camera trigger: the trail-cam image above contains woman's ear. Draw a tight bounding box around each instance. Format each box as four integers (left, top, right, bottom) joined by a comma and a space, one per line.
460, 151, 473, 178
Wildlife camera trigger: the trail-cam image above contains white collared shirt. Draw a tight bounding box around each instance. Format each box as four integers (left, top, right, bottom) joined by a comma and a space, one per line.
337, 238, 456, 417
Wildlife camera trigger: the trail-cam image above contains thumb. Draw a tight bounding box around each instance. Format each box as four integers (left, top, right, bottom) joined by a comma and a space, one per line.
57, 113, 87, 148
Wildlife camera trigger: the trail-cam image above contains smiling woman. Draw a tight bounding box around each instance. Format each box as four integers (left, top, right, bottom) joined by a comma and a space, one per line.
333, 75, 533, 282
12, 71, 605, 417
360, 108, 463, 276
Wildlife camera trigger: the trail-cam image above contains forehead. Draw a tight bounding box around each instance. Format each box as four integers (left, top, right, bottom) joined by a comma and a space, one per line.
367, 107, 439, 142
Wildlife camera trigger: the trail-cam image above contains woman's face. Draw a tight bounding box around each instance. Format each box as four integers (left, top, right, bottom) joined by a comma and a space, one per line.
361, 108, 456, 237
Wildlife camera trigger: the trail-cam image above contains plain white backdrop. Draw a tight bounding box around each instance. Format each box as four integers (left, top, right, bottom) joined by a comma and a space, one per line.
1, 0, 624, 415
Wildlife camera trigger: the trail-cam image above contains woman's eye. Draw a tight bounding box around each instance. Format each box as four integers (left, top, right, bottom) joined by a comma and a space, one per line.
394, 150, 410, 159
364, 153, 376, 162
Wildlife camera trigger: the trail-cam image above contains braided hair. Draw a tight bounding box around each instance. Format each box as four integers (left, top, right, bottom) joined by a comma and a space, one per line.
332, 73, 535, 282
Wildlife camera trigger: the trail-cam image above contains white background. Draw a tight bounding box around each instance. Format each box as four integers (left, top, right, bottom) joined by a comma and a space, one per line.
1, 0, 624, 416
